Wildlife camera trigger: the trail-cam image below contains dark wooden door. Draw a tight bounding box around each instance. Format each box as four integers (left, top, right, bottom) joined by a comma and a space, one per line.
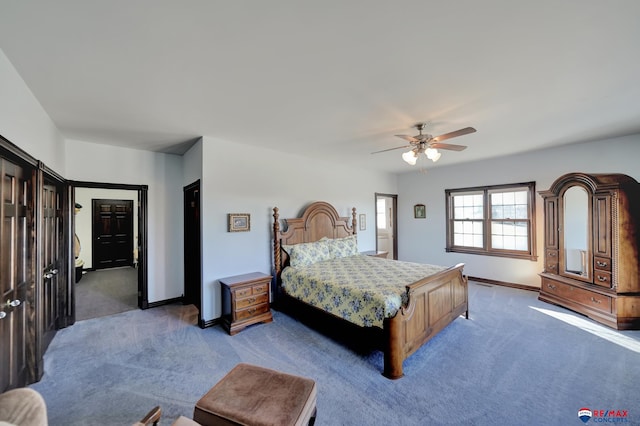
184, 181, 201, 318
41, 181, 62, 353
92, 199, 133, 269
1, 158, 32, 391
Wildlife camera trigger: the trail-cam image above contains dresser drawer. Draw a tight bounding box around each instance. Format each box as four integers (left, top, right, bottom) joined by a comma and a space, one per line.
235, 293, 268, 310
593, 271, 612, 289
236, 303, 270, 321
542, 278, 612, 314
594, 256, 612, 272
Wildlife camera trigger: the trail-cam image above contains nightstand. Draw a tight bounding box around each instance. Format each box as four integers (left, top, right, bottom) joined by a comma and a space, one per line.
220, 272, 273, 335
361, 250, 389, 259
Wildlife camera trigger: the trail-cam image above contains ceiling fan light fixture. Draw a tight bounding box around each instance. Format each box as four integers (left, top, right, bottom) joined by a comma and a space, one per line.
425, 147, 440, 160
402, 150, 418, 165
431, 150, 441, 162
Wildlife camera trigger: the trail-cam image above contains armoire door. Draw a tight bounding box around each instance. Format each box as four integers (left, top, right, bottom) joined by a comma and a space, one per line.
0, 158, 33, 391
92, 199, 134, 269
41, 181, 62, 353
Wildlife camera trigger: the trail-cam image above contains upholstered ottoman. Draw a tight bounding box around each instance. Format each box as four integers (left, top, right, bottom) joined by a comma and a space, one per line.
193, 363, 317, 426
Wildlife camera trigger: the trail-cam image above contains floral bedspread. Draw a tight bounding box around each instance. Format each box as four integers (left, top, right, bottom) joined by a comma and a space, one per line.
281, 255, 447, 328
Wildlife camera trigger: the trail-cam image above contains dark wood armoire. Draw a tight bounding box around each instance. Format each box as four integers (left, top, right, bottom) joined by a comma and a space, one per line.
539, 172, 640, 330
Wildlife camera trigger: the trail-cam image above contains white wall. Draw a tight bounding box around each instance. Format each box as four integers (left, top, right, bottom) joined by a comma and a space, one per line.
65, 139, 184, 303
183, 137, 203, 187
199, 136, 397, 321
74, 188, 139, 269
397, 134, 640, 288
0, 49, 65, 173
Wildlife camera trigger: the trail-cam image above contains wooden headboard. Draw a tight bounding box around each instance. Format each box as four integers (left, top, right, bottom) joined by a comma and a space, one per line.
273, 201, 356, 281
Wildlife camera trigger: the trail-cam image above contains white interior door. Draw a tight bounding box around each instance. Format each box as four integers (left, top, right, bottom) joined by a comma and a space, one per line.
376, 195, 395, 259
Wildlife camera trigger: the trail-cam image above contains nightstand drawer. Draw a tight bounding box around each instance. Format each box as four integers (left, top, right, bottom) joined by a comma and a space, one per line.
235, 287, 253, 298
235, 293, 268, 310
252, 282, 269, 295
236, 303, 270, 321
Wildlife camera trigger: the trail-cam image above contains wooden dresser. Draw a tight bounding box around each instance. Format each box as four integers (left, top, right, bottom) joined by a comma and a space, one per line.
220, 272, 273, 335
539, 172, 640, 329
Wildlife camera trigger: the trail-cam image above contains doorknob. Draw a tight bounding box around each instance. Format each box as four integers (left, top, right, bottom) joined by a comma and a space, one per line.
6, 299, 21, 308
51, 269, 58, 275
44, 272, 53, 279
0, 311, 6, 319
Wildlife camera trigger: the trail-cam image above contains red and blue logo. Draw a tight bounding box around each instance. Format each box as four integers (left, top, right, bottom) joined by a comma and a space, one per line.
578, 407, 629, 423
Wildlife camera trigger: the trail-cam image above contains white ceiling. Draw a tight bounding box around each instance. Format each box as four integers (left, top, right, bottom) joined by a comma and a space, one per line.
1, 1, 640, 174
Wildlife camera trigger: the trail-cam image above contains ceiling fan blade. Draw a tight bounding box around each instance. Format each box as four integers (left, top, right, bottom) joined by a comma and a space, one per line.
432, 127, 476, 142
430, 142, 467, 151
371, 145, 411, 154
395, 134, 419, 143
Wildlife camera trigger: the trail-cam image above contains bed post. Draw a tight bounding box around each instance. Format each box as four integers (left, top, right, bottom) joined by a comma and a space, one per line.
352, 207, 357, 234
383, 314, 405, 380
273, 207, 281, 278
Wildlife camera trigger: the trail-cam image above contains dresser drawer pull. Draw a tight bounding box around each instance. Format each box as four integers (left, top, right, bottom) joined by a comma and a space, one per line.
548, 251, 557, 257
247, 297, 256, 303
590, 297, 601, 304
547, 283, 557, 290
597, 275, 608, 282
247, 308, 256, 315
596, 260, 608, 267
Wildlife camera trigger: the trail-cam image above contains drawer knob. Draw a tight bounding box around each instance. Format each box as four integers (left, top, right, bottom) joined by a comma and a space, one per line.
548, 252, 557, 257
547, 283, 557, 290
247, 297, 256, 303
590, 297, 601, 304
596, 261, 608, 267
248, 308, 256, 315
597, 276, 608, 282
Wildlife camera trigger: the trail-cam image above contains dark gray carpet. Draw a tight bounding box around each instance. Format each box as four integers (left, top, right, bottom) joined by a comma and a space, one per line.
31, 283, 640, 425
74, 267, 138, 321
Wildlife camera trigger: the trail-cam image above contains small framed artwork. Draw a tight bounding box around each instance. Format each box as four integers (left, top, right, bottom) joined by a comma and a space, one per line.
359, 214, 366, 231
414, 204, 426, 219
228, 213, 250, 232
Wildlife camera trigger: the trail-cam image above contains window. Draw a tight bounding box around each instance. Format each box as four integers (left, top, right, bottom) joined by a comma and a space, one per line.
376, 198, 386, 229
445, 182, 537, 260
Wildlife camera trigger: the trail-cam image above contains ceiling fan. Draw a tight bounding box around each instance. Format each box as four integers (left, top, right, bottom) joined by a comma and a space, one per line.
372, 122, 476, 165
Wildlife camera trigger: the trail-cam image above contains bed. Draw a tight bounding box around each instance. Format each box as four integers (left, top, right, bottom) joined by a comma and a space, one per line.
272, 201, 468, 379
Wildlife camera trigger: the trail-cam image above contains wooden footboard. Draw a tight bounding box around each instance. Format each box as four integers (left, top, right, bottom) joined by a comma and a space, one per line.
383, 263, 468, 379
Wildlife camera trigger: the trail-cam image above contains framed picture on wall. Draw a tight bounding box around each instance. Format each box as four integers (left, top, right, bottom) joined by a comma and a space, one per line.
414, 204, 426, 219
228, 213, 250, 232
359, 214, 366, 231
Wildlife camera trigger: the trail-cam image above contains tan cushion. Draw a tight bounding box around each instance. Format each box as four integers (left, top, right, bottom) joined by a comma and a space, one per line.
172, 416, 201, 426
0, 388, 47, 426
194, 363, 317, 426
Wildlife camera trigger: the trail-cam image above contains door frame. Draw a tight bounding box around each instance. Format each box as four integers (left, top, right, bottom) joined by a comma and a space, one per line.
69, 181, 149, 310
183, 180, 202, 326
374, 193, 398, 260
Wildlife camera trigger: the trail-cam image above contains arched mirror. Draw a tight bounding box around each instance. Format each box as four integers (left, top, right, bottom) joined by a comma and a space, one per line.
562, 186, 591, 280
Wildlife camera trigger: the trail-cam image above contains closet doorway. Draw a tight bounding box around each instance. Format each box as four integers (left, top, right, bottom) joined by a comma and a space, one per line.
70, 181, 148, 321
375, 193, 398, 260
